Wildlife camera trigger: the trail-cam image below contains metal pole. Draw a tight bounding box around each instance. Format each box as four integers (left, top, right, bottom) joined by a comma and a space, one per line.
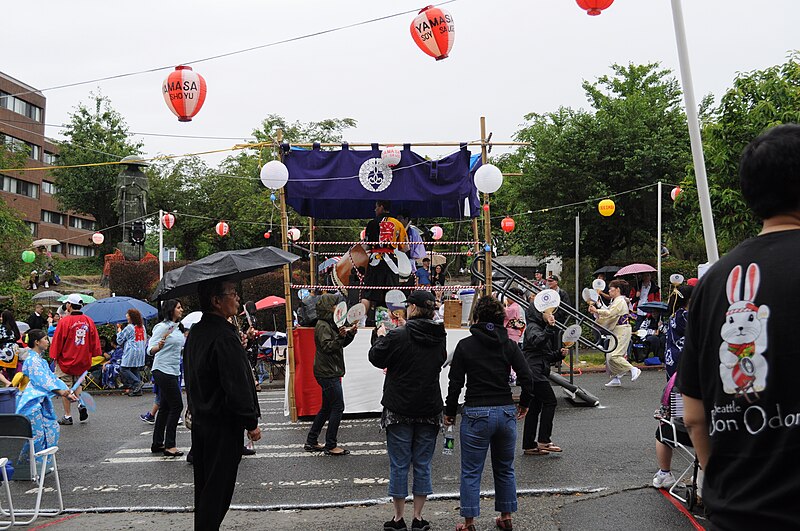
308, 217, 316, 287
670, 0, 719, 264
480, 117, 492, 296
657, 182, 662, 288
572, 213, 579, 385
158, 209, 164, 280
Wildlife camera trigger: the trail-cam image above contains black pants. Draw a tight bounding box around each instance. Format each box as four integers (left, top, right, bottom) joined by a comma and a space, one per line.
522, 380, 557, 449
192, 419, 244, 530
152, 369, 182, 449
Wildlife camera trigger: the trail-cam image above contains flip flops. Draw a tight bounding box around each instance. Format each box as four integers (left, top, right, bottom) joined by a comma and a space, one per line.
523, 448, 548, 456
495, 516, 513, 530
324, 448, 350, 456
539, 442, 562, 453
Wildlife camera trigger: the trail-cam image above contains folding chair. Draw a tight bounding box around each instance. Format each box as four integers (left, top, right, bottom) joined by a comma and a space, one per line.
0, 414, 64, 526
83, 367, 104, 391
657, 392, 701, 509
0, 458, 14, 530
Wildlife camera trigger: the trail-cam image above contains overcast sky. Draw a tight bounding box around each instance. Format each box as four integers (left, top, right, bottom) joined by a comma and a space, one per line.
4, 1, 799, 166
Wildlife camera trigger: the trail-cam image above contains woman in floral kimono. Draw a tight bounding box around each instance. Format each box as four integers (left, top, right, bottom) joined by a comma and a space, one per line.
14, 329, 77, 468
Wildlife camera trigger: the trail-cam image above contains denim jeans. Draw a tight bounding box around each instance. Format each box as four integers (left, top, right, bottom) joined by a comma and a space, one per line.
306, 377, 344, 450
459, 405, 518, 518
385, 423, 439, 498
120, 366, 141, 389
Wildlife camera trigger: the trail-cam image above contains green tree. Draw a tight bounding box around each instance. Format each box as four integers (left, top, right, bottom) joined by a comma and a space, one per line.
0, 144, 31, 283
52, 93, 143, 251
496, 63, 692, 266
677, 52, 800, 252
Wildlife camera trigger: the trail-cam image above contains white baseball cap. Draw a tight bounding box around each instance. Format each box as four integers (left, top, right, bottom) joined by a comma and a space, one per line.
66, 293, 83, 305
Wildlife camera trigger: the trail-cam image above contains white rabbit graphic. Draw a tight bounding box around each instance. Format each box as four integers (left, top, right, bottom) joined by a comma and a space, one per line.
719, 263, 770, 399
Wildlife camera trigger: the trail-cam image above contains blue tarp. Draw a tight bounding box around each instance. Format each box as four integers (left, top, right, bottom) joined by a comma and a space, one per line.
283, 143, 481, 219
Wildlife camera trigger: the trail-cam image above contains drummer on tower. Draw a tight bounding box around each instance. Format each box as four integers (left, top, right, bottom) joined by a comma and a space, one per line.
360, 201, 408, 323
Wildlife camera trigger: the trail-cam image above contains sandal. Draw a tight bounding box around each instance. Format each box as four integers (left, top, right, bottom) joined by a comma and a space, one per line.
455, 524, 477, 531
539, 442, 562, 453
523, 448, 548, 456
324, 447, 351, 456
303, 443, 325, 452
495, 516, 513, 530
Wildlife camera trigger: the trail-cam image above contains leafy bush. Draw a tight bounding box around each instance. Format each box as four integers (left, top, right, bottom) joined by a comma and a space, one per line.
661, 259, 700, 283
109, 261, 159, 299
0, 281, 34, 318
53, 256, 103, 277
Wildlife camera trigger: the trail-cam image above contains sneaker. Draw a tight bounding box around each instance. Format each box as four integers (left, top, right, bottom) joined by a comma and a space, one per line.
411, 517, 430, 530
140, 412, 156, 424
605, 377, 622, 387
57, 416, 73, 425
383, 517, 407, 530
242, 446, 256, 456
631, 366, 642, 382
177, 417, 183, 425
652, 470, 676, 489
78, 405, 88, 422
44, 281, 49, 288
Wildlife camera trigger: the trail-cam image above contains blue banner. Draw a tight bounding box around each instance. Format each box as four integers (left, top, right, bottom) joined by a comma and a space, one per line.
283, 143, 480, 219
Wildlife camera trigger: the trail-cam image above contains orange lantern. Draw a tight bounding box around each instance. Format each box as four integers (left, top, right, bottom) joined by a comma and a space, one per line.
598, 199, 615, 217
215, 221, 229, 237
671, 186, 682, 201
410, 5, 455, 61
162, 66, 207, 122
576, 0, 614, 16
501, 216, 515, 233
162, 212, 175, 230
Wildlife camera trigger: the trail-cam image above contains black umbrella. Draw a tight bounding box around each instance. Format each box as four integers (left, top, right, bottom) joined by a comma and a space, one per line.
593, 265, 620, 275
151, 246, 301, 301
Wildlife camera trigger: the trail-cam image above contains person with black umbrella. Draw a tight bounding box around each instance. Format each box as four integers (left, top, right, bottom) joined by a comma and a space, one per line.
184, 279, 261, 530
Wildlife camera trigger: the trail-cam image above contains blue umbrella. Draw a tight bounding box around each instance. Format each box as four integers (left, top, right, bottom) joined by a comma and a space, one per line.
638, 301, 669, 314
82, 296, 159, 325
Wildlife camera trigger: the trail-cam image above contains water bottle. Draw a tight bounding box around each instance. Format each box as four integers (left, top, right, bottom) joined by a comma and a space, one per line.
442, 425, 455, 456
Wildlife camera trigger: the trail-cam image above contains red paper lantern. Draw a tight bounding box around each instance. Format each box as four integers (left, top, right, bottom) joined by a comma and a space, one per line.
215, 221, 229, 237
264, 231, 271, 239
162, 212, 175, 230
671, 186, 682, 201
576, 0, 614, 16
483, 204, 490, 212
410, 5, 455, 61
501, 216, 515, 233
162, 66, 207, 122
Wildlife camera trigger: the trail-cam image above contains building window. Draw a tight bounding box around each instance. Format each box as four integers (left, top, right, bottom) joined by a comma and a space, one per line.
68, 244, 95, 257
69, 216, 96, 231
0, 175, 39, 199
43, 152, 58, 165
41, 181, 57, 195
1, 133, 41, 161
0, 90, 43, 122
51, 244, 63, 255
41, 210, 65, 225
23, 221, 37, 236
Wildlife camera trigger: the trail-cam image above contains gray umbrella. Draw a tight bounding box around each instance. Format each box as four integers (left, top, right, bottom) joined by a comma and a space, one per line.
151, 246, 301, 301
593, 265, 620, 275
31, 290, 64, 305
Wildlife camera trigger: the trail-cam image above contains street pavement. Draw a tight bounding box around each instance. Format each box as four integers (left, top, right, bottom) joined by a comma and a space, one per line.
11, 368, 707, 530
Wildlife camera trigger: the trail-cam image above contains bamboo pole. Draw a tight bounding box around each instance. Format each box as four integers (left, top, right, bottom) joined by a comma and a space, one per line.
309, 217, 316, 287
480, 117, 493, 296
278, 129, 299, 423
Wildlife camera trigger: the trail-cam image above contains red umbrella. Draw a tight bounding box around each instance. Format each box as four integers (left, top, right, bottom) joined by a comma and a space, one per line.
256, 295, 286, 311
615, 263, 657, 276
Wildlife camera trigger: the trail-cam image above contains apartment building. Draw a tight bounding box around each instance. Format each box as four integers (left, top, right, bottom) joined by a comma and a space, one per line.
0, 71, 96, 258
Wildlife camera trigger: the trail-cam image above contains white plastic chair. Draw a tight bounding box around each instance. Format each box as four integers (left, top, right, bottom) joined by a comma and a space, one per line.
0, 458, 15, 529
0, 414, 64, 527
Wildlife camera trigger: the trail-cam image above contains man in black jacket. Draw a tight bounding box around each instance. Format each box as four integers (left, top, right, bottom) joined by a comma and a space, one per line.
26, 304, 48, 332
184, 279, 261, 531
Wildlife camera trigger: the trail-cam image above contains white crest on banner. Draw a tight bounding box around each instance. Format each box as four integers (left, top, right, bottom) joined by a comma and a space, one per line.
359, 158, 393, 192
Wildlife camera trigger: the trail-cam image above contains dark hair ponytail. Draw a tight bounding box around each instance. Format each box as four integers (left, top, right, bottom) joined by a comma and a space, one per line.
26, 329, 47, 348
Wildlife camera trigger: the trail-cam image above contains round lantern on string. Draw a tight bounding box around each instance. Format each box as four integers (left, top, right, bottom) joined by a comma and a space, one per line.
501, 216, 515, 233
671, 186, 682, 201
215, 221, 230, 237
162, 66, 207, 122
431, 226, 443, 240
263, 231, 271, 239
410, 5, 455, 61
91, 232, 105, 245
21, 250, 35, 263
598, 199, 616, 217
162, 212, 175, 230
260, 160, 289, 190
360, 229, 366, 241
381, 146, 402, 168
287, 227, 301, 242
474, 164, 503, 194
576, 0, 614, 16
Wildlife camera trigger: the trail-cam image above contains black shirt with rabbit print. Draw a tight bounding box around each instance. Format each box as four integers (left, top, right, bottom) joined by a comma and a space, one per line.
679, 229, 800, 530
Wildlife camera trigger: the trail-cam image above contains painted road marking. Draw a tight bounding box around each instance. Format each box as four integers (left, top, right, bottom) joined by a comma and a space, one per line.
104, 449, 387, 464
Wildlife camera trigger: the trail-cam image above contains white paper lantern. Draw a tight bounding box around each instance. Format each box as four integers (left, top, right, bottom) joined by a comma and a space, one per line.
474, 164, 503, 194
259, 160, 289, 189
381, 146, 402, 168
91, 232, 105, 245
287, 227, 301, 241
431, 226, 443, 240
